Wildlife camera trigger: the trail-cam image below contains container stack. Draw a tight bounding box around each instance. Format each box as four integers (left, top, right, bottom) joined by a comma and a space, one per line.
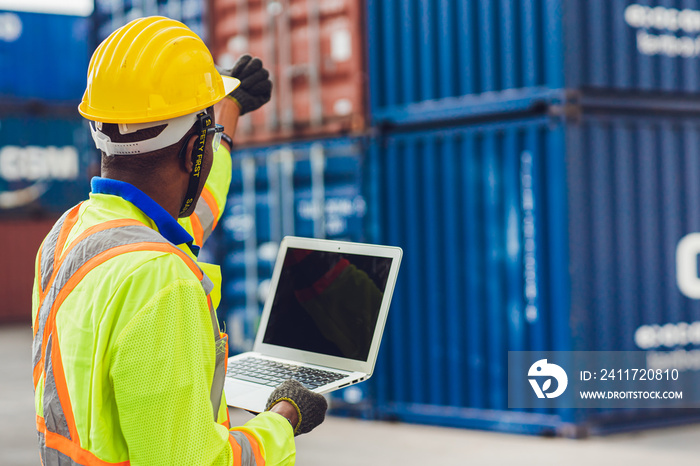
94, 0, 207, 43
210, 0, 372, 351
214, 0, 700, 435
0, 5, 94, 323
209, 0, 366, 146
355, 0, 700, 435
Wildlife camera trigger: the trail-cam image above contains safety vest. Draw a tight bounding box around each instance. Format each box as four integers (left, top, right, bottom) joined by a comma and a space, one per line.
31, 155, 295, 464
32, 202, 233, 464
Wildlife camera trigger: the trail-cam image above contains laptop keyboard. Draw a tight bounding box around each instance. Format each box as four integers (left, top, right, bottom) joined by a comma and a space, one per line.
226, 357, 346, 390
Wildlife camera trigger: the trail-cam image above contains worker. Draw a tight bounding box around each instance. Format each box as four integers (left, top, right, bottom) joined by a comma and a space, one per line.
31, 16, 327, 466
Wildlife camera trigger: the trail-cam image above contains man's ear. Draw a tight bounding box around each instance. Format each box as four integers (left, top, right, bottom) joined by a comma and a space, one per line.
180, 134, 197, 174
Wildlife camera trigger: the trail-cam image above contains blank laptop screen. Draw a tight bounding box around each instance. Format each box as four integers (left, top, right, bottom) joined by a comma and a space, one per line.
262, 247, 393, 361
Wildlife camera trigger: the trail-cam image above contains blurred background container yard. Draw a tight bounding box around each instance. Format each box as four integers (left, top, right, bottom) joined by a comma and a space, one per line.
0, 1, 95, 326
210, 0, 367, 145
217, 137, 368, 353
6, 1, 700, 462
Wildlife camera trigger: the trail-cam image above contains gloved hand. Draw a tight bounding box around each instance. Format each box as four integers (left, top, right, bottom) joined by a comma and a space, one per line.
265, 379, 328, 436
218, 55, 272, 115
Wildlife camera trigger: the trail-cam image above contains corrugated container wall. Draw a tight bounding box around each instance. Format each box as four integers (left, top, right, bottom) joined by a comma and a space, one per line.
218, 138, 368, 353
210, 0, 366, 146
0, 11, 89, 103
0, 111, 95, 217
566, 113, 700, 353
351, 113, 700, 435
367, 0, 700, 124
0, 218, 59, 323
94, 0, 206, 42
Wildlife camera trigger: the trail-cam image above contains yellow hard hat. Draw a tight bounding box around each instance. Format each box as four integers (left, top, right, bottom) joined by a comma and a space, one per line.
79, 16, 239, 124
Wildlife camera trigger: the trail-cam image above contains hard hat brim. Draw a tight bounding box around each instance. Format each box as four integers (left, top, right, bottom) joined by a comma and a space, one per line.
79, 16, 243, 124
222, 75, 240, 95
79, 75, 241, 124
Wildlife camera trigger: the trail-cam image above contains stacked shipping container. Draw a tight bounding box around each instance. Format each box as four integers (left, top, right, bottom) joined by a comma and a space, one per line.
0, 6, 94, 322
366, 0, 700, 124
0, 11, 90, 103
212, 0, 700, 435
0, 1, 212, 323
0, 0, 212, 319
210, 0, 366, 145
0, 112, 95, 216
94, 0, 206, 42
219, 138, 368, 352
349, 0, 700, 435
208, 0, 371, 352
357, 113, 700, 435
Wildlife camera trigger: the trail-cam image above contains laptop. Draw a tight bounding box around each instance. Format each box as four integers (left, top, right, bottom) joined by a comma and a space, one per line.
224, 236, 402, 413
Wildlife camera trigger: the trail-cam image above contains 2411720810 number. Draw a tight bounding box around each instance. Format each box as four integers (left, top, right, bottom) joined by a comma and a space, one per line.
597, 368, 679, 381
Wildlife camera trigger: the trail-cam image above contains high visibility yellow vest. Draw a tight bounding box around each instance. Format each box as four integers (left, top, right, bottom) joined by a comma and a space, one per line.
31, 147, 295, 465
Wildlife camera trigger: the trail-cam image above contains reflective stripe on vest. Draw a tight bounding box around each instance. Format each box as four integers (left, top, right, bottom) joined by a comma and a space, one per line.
33, 215, 228, 465
229, 431, 259, 466
39, 205, 76, 294
191, 187, 219, 246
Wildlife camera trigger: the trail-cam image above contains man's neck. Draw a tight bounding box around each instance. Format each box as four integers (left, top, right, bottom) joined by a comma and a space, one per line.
101, 171, 184, 220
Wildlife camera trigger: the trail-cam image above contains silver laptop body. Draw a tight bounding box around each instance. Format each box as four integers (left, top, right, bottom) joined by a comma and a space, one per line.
224, 236, 402, 413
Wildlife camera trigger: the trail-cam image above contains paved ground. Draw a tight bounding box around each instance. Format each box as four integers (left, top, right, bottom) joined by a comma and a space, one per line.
4, 324, 700, 465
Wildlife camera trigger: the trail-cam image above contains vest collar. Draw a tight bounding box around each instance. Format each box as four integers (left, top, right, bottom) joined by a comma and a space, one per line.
90, 177, 193, 246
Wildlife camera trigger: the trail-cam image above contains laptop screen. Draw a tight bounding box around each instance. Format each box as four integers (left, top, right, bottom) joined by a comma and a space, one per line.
262, 247, 393, 361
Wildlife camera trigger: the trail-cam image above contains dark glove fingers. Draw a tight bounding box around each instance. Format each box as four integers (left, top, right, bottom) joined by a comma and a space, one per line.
230, 54, 252, 78
240, 68, 270, 88
238, 57, 263, 80
254, 67, 270, 82
231, 92, 268, 115
226, 55, 272, 114
248, 79, 272, 95
229, 92, 254, 115
235, 56, 261, 80
265, 379, 328, 436
297, 392, 327, 435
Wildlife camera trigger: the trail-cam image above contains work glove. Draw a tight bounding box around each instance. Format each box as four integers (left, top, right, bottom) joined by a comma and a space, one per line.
265, 379, 328, 436
218, 55, 273, 115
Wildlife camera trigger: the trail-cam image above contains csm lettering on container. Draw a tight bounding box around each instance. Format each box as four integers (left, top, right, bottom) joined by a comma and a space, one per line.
0, 114, 93, 216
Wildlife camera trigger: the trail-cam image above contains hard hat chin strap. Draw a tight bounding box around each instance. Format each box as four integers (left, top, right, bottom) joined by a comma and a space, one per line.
178, 112, 213, 217
89, 112, 199, 156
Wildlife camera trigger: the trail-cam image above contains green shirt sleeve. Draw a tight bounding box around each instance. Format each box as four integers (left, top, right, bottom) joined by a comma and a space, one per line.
234, 412, 296, 466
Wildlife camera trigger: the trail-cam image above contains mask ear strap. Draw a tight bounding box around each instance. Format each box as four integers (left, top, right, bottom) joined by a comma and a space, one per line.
178, 112, 212, 217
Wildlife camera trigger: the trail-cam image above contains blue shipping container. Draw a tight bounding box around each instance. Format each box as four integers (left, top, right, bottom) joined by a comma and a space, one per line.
349, 112, 700, 435
0, 11, 90, 102
0, 111, 95, 216
94, 0, 206, 44
219, 138, 368, 353
367, 0, 700, 124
